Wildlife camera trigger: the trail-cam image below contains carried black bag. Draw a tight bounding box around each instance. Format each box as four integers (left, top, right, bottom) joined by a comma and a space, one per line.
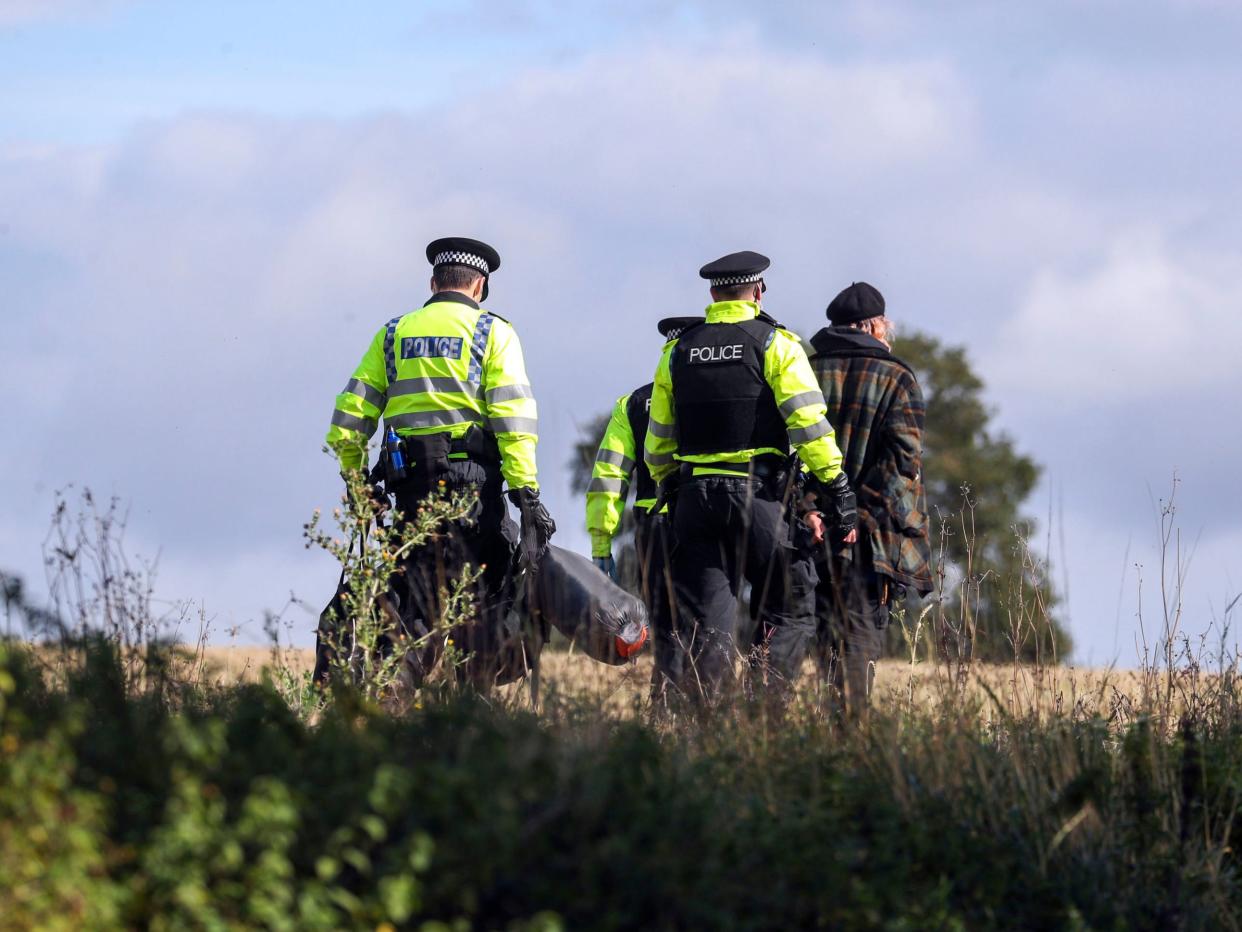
528, 545, 649, 665
316, 540, 648, 688
312, 576, 346, 686
313, 523, 357, 686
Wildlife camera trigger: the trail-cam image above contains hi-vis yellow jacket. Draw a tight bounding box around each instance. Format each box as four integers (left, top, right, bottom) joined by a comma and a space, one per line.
644, 300, 845, 485
585, 391, 661, 558
326, 291, 539, 490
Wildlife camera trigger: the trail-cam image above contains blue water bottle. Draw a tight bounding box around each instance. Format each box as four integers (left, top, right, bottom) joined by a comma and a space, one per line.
385, 428, 407, 484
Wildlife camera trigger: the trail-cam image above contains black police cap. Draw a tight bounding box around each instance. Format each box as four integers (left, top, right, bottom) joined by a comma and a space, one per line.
699, 250, 770, 293
657, 316, 702, 340
827, 281, 885, 324
425, 237, 501, 301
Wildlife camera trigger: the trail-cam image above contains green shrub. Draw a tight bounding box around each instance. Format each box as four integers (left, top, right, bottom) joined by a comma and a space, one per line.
0, 648, 122, 930
4, 638, 1242, 930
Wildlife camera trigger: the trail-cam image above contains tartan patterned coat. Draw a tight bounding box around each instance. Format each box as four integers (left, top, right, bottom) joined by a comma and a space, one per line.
808, 326, 933, 595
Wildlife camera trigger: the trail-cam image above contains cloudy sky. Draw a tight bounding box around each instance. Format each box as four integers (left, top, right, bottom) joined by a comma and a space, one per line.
2, 0, 1239, 662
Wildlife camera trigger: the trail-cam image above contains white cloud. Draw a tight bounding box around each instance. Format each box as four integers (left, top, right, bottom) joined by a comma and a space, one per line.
490, 42, 978, 205
984, 231, 1242, 402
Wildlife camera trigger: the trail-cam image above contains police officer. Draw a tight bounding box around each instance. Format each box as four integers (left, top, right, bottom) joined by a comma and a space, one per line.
807, 282, 933, 717
586, 316, 702, 696
325, 237, 555, 679
644, 252, 857, 700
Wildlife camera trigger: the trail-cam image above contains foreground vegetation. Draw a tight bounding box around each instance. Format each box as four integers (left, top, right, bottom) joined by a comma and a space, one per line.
5, 634, 1242, 931
4, 483, 1236, 929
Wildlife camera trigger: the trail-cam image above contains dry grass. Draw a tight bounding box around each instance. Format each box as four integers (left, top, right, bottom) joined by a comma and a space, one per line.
201, 644, 1159, 723
201, 646, 314, 683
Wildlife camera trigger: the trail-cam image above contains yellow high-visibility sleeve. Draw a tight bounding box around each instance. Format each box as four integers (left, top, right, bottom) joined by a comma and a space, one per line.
326, 326, 388, 472
644, 343, 679, 484
482, 318, 539, 490
586, 394, 636, 558
764, 328, 844, 483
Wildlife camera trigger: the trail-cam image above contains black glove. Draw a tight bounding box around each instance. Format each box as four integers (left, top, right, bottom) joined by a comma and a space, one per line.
818, 473, 857, 546
653, 475, 681, 516
508, 487, 556, 568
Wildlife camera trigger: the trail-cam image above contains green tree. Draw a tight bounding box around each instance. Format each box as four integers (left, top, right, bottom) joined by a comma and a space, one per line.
568, 413, 612, 501
891, 332, 1068, 663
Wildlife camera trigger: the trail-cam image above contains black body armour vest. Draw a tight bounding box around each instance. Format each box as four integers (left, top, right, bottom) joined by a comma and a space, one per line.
625, 383, 657, 503
669, 316, 789, 457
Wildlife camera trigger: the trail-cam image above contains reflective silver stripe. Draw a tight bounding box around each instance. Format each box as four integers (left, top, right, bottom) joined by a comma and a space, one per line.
489, 416, 538, 434
330, 409, 377, 437
485, 383, 534, 404
588, 477, 628, 495
779, 390, 824, 419
384, 409, 484, 430
342, 378, 385, 411
646, 451, 676, 466
595, 449, 634, 471
388, 376, 480, 399
788, 419, 832, 444
647, 419, 676, 438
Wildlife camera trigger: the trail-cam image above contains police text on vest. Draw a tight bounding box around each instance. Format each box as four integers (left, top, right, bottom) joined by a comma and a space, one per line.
688, 344, 744, 363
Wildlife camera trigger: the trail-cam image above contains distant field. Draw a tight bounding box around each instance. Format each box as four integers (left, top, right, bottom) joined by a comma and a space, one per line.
202, 645, 1149, 720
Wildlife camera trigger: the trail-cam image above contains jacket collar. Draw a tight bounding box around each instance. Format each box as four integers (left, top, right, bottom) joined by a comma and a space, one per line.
810, 325, 887, 354
704, 300, 760, 323
424, 290, 480, 310
809, 325, 916, 375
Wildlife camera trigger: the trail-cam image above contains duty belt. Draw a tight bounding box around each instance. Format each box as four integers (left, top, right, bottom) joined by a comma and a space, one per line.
379, 427, 501, 491
447, 426, 501, 464
680, 453, 787, 479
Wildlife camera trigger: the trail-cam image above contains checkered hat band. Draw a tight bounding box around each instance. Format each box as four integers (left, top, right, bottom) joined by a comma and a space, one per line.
710, 271, 764, 286
433, 251, 490, 274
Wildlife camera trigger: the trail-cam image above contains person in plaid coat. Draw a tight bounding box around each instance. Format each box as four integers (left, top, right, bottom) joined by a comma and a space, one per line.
806, 282, 933, 716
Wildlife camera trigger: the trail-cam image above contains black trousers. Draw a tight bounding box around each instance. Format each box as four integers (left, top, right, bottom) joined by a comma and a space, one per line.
634, 509, 681, 696
393, 459, 527, 684
815, 549, 889, 715
672, 476, 818, 699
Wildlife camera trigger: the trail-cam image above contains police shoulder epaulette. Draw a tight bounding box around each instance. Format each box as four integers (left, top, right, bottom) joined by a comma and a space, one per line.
483, 310, 510, 324
757, 312, 801, 338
